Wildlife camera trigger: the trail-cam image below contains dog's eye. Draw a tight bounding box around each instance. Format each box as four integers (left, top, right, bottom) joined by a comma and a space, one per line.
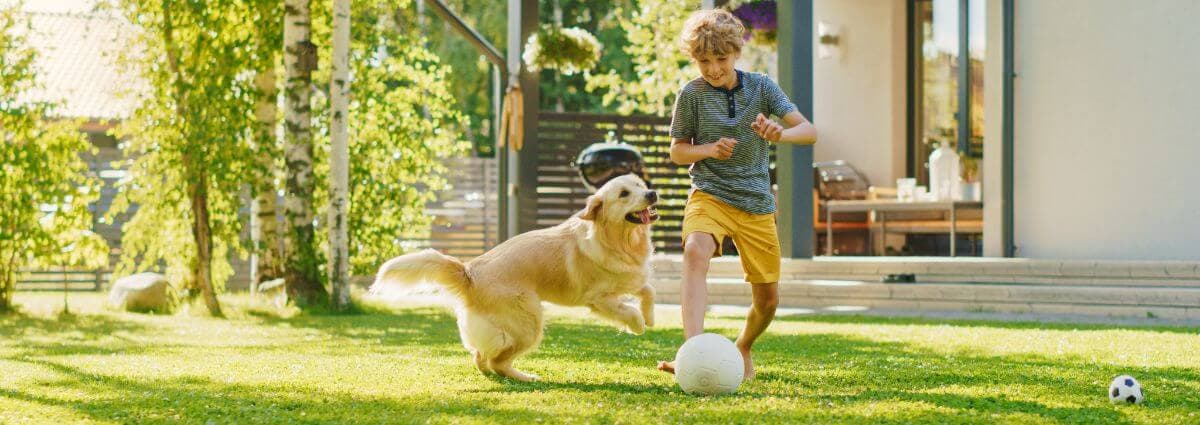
619, 190, 629, 198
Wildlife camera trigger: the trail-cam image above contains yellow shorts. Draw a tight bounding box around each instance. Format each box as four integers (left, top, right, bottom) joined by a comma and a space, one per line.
681, 189, 781, 284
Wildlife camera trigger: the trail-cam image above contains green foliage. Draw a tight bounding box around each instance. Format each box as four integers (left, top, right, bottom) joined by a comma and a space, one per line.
584, 0, 695, 116
538, 1, 637, 113
0, 4, 108, 312
309, 0, 469, 276
523, 24, 602, 75
418, 0, 507, 157
107, 0, 277, 294
5, 292, 1200, 423
419, 0, 637, 153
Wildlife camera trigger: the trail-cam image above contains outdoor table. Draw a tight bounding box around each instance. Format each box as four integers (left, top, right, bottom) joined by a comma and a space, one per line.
822, 199, 984, 257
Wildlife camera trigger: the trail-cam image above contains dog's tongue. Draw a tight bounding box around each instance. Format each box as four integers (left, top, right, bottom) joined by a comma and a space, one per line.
639, 209, 650, 224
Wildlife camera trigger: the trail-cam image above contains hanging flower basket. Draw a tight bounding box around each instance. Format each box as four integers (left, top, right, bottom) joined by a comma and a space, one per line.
732, 0, 777, 46
522, 25, 602, 75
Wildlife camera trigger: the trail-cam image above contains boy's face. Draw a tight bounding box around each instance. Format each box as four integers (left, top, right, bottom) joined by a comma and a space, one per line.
693, 51, 740, 89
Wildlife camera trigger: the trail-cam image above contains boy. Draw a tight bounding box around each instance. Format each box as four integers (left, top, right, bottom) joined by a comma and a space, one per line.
658, 8, 817, 380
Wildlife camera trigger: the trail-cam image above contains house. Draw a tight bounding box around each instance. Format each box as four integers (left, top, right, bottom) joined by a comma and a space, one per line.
21, 9, 136, 270
810, 0, 1200, 261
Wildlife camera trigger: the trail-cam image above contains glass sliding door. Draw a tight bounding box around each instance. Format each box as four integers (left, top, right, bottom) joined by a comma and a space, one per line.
967, 0, 985, 158
909, 0, 985, 186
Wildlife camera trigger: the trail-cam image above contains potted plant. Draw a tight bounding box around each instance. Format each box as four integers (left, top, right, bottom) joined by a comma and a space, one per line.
960, 156, 981, 201
522, 25, 602, 76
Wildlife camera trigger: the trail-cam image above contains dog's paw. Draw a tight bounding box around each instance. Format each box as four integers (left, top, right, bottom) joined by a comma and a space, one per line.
643, 311, 655, 328
497, 368, 540, 382
626, 316, 646, 335
510, 372, 540, 382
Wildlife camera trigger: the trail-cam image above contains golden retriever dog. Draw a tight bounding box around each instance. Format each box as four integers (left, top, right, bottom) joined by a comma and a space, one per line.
371, 174, 659, 381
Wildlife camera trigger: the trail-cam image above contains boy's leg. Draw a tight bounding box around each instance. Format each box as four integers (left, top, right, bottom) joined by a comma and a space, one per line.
657, 232, 718, 374
729, 211, 782, 380
680, 232, 717, 339
736, 282, 779, 380
661, 190, 729, 374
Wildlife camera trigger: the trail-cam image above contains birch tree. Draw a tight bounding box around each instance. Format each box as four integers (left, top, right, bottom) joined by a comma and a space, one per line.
250, 0, 284, 290
308, 0, 467, 276
328, 0, 350, 311
283, 0, 327, 307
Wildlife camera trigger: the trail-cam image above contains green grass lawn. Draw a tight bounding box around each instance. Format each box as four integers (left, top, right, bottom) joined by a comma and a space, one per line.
2, 292, 1198, 424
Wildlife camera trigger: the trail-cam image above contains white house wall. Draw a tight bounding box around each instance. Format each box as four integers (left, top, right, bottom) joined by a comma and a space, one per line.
983, 0, 1005, 256
812, 0, 907, 189
1010, 0, 1200, 260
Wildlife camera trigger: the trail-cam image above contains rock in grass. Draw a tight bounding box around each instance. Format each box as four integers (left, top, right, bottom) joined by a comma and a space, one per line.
257, 278, 288, 308
108, 272, 176, 313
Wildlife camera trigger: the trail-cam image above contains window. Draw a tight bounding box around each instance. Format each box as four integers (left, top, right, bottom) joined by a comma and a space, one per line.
909, 0, 985, 185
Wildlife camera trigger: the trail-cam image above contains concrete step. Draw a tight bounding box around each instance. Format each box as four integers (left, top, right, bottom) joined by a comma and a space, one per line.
648, 278, 1200, 322
651, 255, 1200, 288
651, 279, 1200, 307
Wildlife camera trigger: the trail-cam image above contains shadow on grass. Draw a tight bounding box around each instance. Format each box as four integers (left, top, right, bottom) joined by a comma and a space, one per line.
748, 329, 1200, 421
258, 306, 461, 344
0, 357, 557, 424
265, 305, 1198, 422
473, 373, 672, 396
0, 312, 156, 357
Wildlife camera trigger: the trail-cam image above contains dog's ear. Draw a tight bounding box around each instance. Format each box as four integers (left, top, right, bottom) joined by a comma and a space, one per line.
581, 195, 602, 221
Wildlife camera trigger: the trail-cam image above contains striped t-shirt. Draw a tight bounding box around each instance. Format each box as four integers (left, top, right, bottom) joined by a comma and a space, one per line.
670, 70, 797, 214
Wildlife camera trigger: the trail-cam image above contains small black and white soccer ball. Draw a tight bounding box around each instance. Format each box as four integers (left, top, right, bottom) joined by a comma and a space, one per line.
1108, 375, 1145, 405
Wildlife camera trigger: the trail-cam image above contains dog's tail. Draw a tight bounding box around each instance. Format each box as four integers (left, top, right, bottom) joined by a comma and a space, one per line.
370, 249, 472, 297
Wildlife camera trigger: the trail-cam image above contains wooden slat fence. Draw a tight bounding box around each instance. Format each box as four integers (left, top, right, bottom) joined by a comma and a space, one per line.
535, 112, 692, 253
423, 157, 499, 258
14, 270, 109, 291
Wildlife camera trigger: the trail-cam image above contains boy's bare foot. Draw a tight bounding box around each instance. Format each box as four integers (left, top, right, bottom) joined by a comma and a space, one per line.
657, 360, 675, 374
739, 345, 755, 381
660, 357, 754, 379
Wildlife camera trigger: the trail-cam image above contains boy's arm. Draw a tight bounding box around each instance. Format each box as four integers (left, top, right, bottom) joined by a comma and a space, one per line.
752, 112, 817, 145
670, 138, 736, 165
777, 111, 817, 144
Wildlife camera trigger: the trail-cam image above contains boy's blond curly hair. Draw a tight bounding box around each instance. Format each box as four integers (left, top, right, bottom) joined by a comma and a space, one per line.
679, 9, 746, 59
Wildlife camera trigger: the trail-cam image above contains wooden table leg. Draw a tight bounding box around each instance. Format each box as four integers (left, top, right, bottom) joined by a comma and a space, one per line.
826, 206, 833, 256
950, 204, 957, 257
879, 210, 886, 256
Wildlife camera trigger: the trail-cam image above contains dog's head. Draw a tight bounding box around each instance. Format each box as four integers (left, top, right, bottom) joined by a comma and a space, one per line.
580, 174, 659, 225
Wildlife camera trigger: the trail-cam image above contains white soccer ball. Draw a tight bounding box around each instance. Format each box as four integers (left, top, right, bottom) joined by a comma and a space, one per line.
1108, 375, 1145, 405
674, 333, 744, 395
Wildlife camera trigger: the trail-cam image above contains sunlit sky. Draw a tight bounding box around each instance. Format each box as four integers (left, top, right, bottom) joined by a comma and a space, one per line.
933, 0, 988, 58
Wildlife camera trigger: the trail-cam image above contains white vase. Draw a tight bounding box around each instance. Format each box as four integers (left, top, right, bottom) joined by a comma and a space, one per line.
928, 143, 960, 201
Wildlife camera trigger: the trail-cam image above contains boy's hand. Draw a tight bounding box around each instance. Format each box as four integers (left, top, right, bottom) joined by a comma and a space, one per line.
707, 138, 737, 160
751, 113, 783, 143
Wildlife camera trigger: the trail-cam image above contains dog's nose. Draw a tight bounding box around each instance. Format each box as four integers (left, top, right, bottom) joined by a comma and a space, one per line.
645, 190, 658, 203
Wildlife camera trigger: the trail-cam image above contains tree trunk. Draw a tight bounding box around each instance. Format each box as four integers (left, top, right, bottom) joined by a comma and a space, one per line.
189, 170, 223, 317
251, 68, 283, 292
162, 4, 221, 316
0, 269, 12, 314
329, 0, 351, 311
283, 0, 326, 307
1, 238, 13, 313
